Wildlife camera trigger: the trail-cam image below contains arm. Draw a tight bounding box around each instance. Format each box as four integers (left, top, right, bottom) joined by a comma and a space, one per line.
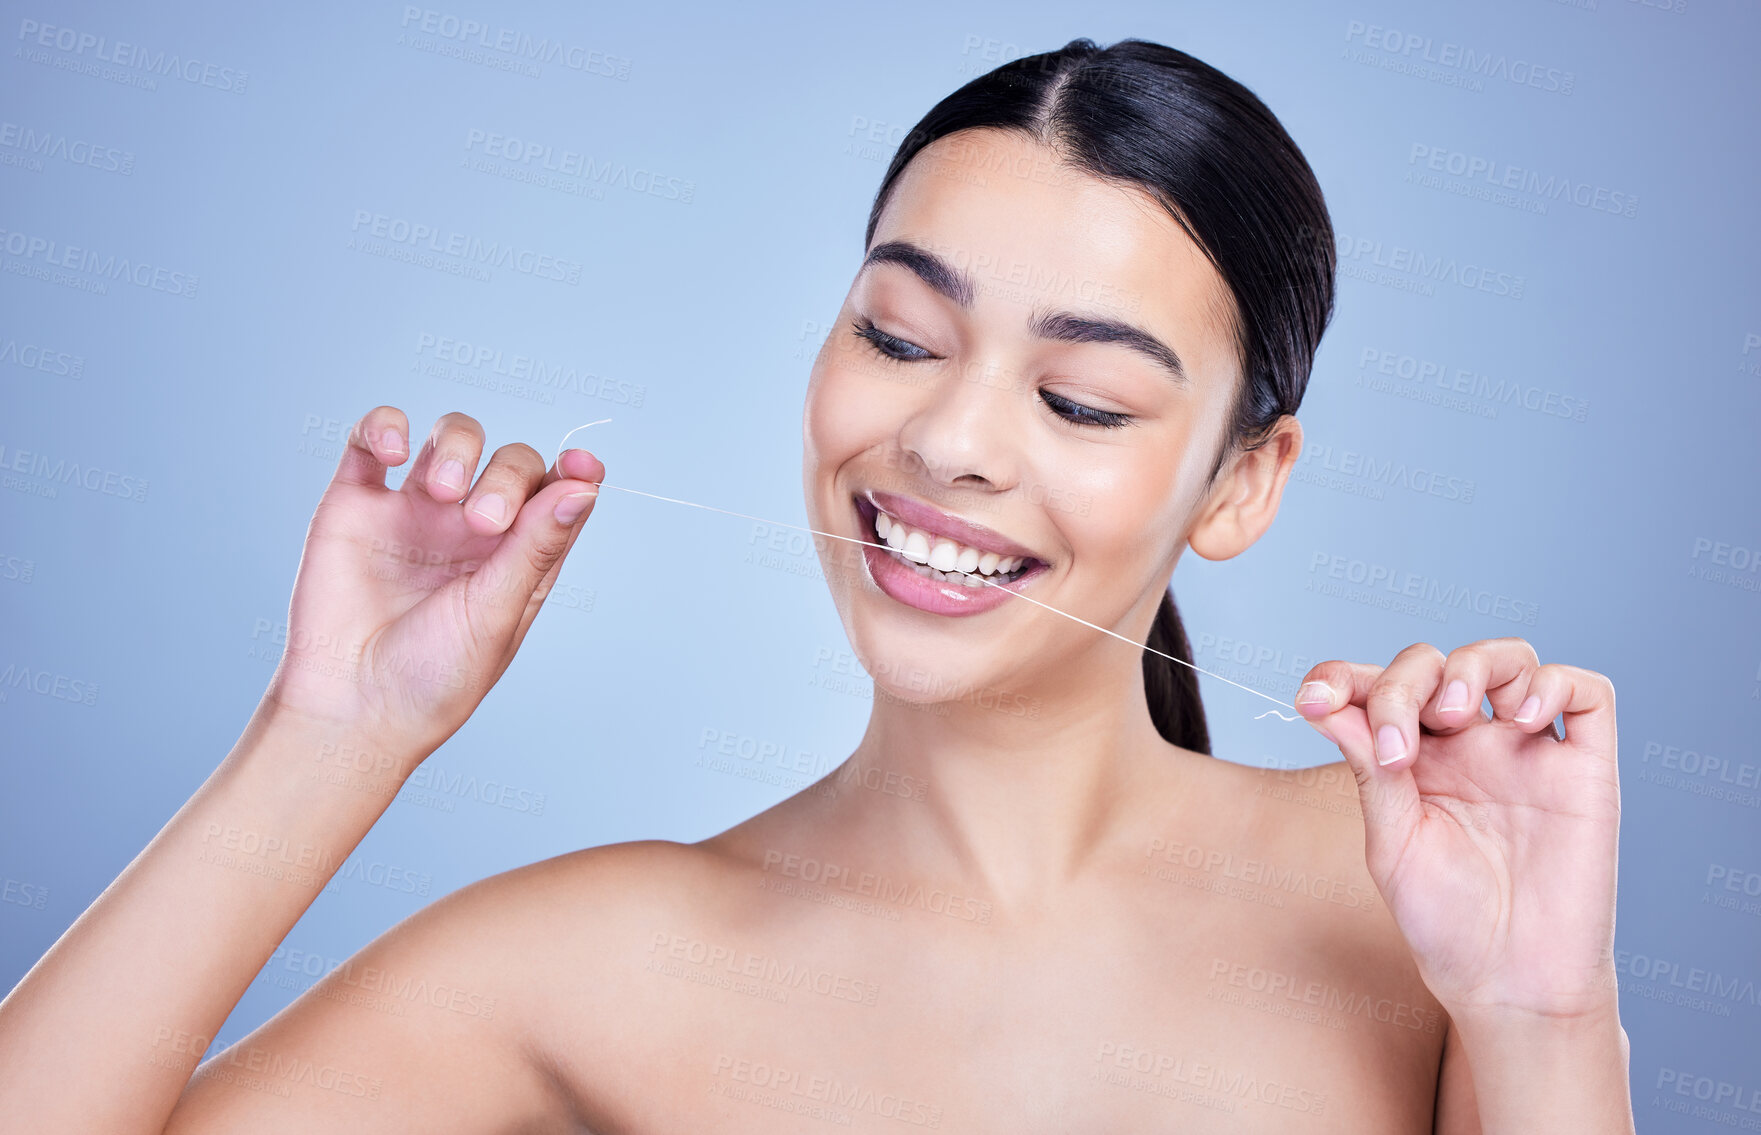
1432, 1016, 1480, 1135
0, 406, 608, 1132
1, 704, 578, 1133
1446, 1008, 1632, 1135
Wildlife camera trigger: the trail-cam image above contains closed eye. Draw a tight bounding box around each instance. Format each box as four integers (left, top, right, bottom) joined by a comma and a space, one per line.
849, 317, 1134, 430
850, 317, 933, 361
1039, 389, 1133, 430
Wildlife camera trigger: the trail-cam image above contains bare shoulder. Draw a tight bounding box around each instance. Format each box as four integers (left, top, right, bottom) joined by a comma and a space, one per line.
164, 838, 739, 1132
460, 838, 776, 1121
1203, 754, 1373, 875
1178, 752, 1446, 1016
1198, 753, 1393, 930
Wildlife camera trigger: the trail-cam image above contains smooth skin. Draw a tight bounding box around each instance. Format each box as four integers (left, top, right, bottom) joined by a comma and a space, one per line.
0, 128, 1633, 1133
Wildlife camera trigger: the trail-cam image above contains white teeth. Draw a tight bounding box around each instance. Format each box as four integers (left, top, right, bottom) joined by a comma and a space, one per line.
906, 559, 990, 588
867, 505, 1034, 581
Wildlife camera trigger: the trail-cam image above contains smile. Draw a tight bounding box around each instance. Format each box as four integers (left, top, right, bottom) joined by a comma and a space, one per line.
852, 491, 1050, 616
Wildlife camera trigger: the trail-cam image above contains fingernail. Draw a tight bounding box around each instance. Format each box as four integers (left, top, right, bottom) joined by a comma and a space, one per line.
1439, 679, 1468, 713
1375, 724, 1406, 766
471, 493, 507, 526
380, 428, 406, 456
1514, 695, 1541, 724
436, 458, 466, 492
1296, 681, 1331, 706
554, 489, 596, 525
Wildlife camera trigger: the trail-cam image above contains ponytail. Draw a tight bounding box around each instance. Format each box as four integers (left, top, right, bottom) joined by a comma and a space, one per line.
1143, 589, 1211, 755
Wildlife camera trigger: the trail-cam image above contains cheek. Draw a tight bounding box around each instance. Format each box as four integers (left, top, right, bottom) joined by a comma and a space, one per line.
804, 342, 904, 470
1054, 448, 1191, 572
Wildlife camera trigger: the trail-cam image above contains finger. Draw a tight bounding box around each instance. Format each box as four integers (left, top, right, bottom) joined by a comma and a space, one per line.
1363, 642, 1446, 772
1422, 640, 1501, 734
1295, 659, 1382, 743
401, 412, 487, 503
335, 406, 410, 488
503, 491, 597, 653
463, 476, 603, 641
1294, 659, 1422, 875
1464, 636, 1542, 723
1510, 662, 1614, 754
543, 447, 606, 492
460, 442, 549, 535
469, 455, 606, 679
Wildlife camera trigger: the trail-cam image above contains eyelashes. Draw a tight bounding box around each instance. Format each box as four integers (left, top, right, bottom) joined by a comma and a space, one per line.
847, 317, 1135, 430
850, 317, 933, 362
1038, 389, 1131, 430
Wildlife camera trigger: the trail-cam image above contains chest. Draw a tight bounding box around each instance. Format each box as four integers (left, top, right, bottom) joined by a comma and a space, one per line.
568, 889, 1444, 1134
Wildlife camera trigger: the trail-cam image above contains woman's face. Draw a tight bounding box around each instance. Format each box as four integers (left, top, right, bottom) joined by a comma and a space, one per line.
802, 127, 1288, 711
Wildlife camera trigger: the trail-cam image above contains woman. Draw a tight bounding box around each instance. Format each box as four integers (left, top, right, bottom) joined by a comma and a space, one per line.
0, 38, 1634, 1133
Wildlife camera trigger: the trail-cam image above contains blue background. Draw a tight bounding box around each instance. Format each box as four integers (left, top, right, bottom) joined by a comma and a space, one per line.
2, 0, 1757, 1125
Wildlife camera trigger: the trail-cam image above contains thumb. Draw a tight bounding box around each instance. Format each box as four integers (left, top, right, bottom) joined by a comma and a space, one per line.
1296, 666, 1422, 880
466, 478, 600, 640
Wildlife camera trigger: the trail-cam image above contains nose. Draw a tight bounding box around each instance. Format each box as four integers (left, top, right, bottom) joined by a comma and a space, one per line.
894, 359, 1023, 492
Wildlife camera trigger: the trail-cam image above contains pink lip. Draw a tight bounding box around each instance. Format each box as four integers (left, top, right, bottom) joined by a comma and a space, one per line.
864, 489, 1044, 561
852, 495, 1050, 617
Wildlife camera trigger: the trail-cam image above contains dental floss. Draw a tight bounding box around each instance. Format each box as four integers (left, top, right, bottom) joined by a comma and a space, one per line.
552, 419, 1302, 722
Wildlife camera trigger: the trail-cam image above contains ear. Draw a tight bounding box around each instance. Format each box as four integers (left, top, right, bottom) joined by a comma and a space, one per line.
1187, 415, 1303, 561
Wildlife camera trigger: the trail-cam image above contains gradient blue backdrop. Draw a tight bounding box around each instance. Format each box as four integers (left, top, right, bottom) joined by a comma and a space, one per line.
2, 1, 1758, 1126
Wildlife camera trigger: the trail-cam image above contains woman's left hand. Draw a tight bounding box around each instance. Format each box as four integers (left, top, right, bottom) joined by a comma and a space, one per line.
1294, 637, 1621, 1026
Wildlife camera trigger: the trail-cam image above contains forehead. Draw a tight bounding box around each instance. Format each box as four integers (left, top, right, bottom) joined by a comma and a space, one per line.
870, 128, 1238, 381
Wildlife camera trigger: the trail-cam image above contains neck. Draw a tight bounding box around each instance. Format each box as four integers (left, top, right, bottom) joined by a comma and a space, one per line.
838, 634, 1184, 917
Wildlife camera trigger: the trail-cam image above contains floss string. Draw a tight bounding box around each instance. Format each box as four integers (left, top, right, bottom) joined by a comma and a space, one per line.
554, 419, 1301, 722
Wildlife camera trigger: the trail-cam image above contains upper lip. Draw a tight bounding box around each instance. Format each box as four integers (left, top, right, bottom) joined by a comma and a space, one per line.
863, 489, 1045, 562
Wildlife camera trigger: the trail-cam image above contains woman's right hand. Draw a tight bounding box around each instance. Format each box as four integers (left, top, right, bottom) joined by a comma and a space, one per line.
263, 405, 605, 768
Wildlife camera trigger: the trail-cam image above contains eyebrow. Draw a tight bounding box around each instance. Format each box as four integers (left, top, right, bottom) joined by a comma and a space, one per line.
859, 239, 1188, 388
